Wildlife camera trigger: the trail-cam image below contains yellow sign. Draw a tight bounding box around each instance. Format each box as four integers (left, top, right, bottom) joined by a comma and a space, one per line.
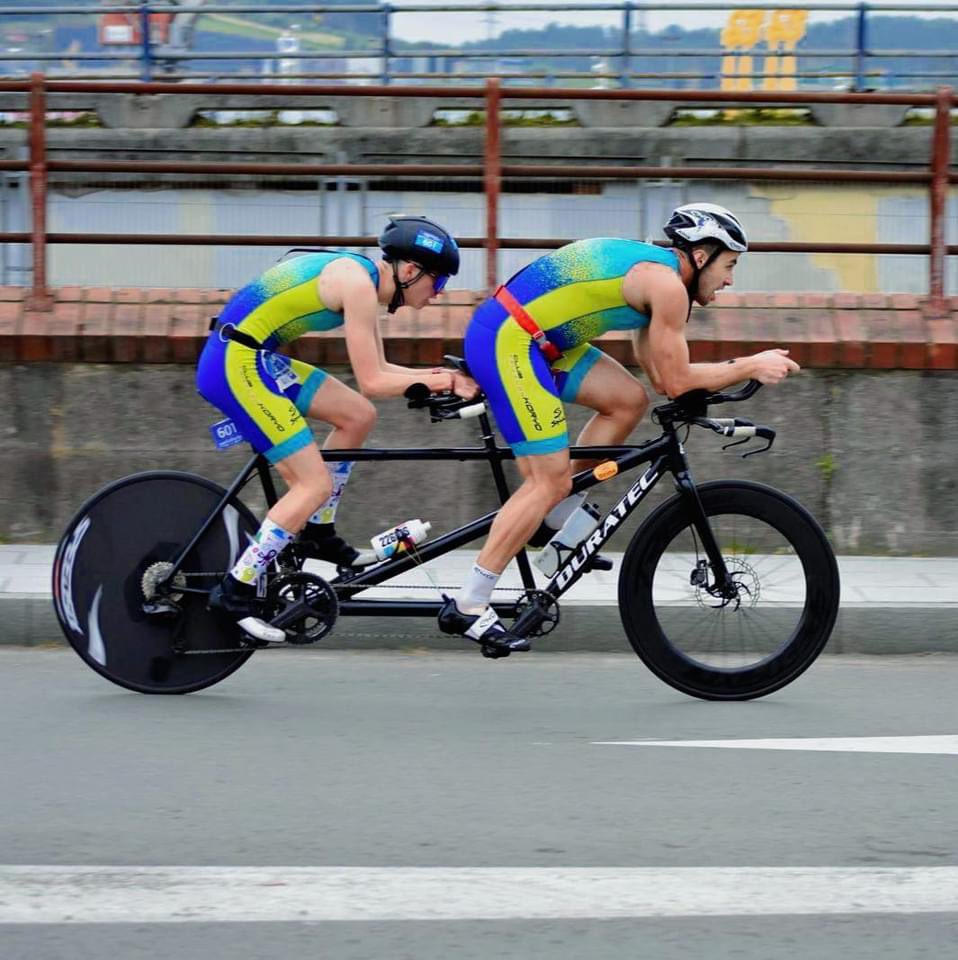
720, 9, 808, 92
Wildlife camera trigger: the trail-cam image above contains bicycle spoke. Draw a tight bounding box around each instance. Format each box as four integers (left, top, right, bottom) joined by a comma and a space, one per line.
649, 510, 809, 672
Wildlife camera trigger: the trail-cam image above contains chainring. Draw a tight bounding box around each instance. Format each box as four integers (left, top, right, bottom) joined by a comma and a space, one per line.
514, 589, 561, 638
267, 572, 339, 645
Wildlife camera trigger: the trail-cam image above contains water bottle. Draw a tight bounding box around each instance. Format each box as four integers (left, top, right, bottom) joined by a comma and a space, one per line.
533, 502, 602, 577
370, 519, 432, 561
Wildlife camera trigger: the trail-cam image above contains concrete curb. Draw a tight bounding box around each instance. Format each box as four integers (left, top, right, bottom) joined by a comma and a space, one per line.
6, 596, 958, 656
4, 548, 956, 654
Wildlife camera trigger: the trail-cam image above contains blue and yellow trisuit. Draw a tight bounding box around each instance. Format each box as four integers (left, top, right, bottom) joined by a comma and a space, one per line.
196, 251, 379, 464
465, 238, 679, 456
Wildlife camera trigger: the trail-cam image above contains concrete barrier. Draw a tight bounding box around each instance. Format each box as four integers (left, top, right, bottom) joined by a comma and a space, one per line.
0, 92, 926, 130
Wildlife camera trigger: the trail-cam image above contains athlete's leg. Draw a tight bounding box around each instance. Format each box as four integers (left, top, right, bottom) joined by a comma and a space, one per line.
564, 349, 650, 473
305, 373, 378, 450
270, 444, 334, 532
477, 450, 571, 578
210, 443, 333, 645
203, 344, 337, 642
523, 350, 646, 562
441, 304, 568, 648
291, 374, 378, 565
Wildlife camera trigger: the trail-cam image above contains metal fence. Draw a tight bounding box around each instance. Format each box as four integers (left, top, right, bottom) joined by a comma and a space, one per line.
0, 75, 955, 311
2, 2, 958, 89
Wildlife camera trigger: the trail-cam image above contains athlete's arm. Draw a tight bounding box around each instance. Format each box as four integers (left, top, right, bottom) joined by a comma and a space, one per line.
624, 267, 800, 397
631, 327, 664, 394
327, 259, 455, 398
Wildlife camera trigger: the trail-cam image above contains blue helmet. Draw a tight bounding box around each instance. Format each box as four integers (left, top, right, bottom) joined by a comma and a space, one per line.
379, 215, 460, 276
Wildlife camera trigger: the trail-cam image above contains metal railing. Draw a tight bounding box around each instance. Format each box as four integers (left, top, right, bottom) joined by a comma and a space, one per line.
1, 75, 955, 312
2, 2, 958, 89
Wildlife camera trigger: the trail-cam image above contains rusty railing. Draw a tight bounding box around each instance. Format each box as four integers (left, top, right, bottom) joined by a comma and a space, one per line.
0, 75, 954, 312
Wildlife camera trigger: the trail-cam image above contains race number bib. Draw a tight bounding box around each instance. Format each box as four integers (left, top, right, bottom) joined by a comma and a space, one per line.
209, 417, 245, 451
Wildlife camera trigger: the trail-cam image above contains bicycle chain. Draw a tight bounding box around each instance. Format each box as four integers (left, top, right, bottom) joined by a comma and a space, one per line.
177, 570, 524, 656
174, 571, 526, 594
332, 582, 527, 593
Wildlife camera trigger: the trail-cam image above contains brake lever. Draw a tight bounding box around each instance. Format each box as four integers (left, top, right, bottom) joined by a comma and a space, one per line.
742, 434, 774, 458
718, 424, 775, 457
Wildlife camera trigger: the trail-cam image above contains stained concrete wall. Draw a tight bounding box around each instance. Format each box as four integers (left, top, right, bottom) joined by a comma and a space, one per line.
4, 362, 956, 554
2, 123, 954, 293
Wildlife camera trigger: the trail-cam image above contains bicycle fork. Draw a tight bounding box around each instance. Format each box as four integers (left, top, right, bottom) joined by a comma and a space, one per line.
671, 467, 736, 599
509, 442, 737, 637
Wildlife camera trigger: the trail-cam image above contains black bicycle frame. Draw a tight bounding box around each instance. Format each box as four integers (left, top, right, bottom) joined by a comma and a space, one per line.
165, 406, 732, 619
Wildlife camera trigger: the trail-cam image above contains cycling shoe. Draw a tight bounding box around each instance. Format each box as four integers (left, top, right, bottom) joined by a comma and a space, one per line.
295, 522, 377, 568
437, 596, 530, 653
207, 575, 285, 645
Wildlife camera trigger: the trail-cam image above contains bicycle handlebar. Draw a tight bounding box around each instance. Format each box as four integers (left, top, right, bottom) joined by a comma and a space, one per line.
405, 383, 488, 422
650, 380, 775, 456
651, 379, 763, 423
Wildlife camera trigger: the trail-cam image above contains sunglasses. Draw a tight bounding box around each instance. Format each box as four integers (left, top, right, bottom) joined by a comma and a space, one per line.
414, 265, 449, 294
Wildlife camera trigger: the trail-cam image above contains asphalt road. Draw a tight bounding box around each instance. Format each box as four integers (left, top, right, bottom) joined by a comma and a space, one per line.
2, 648, 957, 959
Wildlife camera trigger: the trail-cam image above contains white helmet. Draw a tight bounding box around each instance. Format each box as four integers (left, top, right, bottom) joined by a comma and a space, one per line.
664, 202, 748, 253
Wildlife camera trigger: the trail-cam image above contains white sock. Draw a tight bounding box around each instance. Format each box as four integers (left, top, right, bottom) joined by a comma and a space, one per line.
544, 492, 585, 531
229, 518, 295, 586
308, 461, 354, 526
456, 563, 500, 615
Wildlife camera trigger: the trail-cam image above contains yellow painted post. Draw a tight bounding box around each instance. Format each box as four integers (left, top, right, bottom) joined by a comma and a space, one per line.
720, 10, 767, 93
763, 10, 808, 91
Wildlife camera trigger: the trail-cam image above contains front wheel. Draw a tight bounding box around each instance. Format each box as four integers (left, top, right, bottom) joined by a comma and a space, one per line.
53, 471, 261, 694
619, 480, 840, 701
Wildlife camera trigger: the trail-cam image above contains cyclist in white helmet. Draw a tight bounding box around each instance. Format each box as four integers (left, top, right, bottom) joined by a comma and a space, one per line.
439, 201, 800, 652
639, 202, 799, 396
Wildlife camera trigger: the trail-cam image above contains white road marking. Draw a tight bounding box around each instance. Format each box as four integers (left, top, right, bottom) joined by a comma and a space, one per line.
1, 866, 957, 923
593, 736, 958, 754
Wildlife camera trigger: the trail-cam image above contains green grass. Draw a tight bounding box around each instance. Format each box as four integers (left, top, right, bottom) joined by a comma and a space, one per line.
0, 113, 102, 128
190, 111, 336, 128
433, 110, 578, 127
816, 452, 836, 482
721, 541, 759, 555
671, 107, 815, 126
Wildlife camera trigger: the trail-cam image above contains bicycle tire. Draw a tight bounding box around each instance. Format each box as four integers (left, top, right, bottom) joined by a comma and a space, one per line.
618, 480, 840, 701
52, 471, 261, 694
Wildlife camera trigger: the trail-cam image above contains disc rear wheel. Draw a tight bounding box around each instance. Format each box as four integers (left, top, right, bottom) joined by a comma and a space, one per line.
53, 471, 260, 694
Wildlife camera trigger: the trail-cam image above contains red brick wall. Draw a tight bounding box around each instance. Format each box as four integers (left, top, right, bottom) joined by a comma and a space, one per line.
1, 286, 956, 369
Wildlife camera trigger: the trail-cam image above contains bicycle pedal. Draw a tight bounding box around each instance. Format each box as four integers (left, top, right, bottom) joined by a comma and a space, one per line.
480, 643, 511, 659
238, 634, 274, 649
583, 553, 613, 572
142, 598, 182, 620
485, 634, 532, 655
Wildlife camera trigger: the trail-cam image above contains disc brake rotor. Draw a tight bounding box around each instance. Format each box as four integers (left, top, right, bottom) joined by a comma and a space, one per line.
692, 558, 760, 611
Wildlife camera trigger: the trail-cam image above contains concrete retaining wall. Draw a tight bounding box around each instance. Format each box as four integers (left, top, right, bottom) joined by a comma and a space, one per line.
0, 92, 925, 130
3, 361, 956, 554
3, 284, 955, 553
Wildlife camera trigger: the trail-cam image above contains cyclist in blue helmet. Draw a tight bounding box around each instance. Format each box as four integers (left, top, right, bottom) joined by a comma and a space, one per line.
198, 214, 474, 645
